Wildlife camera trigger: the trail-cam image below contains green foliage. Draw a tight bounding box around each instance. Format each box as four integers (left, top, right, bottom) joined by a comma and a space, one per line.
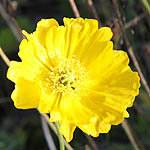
17, 17, 35, 32
0, 120, 26, 150
0, 27, 18, 53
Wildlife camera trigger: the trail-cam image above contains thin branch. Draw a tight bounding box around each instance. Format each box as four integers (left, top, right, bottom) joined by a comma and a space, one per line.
87, 0, 101, 27
40, 113, 57, 134
85, 135, 99, 150
134, 103, 150, 121
0, 2, 23, 42
85, 145, 92, 150
124, 14, 145, 29
122, 120, 145, 150
112, 0, 150, 96
39, 113, 74, 150
41, 116, 57, 150
68, 0, 80, 18
0, 47, 10, 66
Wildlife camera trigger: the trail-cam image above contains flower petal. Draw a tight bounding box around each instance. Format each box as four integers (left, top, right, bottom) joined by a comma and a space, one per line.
21, 31, 53, 71
59, 120, 76, 142
81, 41, 113, 69
79, 117, 111, 137
73, 27, 113, 63
81, 51, 140, 126
90, 50, 140, 94
58, 95, 95, 125
7, 61, 41, 83
78, 117, 99, 137
95, 27, 113, 42
49, 93, 97, 142
45, 18, 100, 59
72, 25, 113, 67
35, 19, 59, 47
39, 92, 60, 113
11, 77, 40, 109
46, 25, 66, 57
48, 94, 96, 141
63, 18, 98, 58
18, 37, 46, 70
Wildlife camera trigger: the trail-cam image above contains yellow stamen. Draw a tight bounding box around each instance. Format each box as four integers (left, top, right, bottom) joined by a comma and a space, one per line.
45, 56, 88, 96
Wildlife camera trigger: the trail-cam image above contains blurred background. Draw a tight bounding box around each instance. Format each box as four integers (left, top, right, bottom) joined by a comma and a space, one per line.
0, 0, 150, 150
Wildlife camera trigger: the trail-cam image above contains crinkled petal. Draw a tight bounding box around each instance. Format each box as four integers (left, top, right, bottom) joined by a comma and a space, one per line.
7, 60, 42, 82
39, 92, 60, 113
95, 27, 113, 42
58, 95, 95, 124
45, 18, 111, 62
18, 37, 39, 65
18, 36, 48, 72
46, 26, 66, 57
79, 41, 113, 69
73, 27, 113, 63
59, 120, 76, 142
81, 90, 124, 126
90, 50, 140, 94
11, 77, 40, 109
49, 94, 96, 142
21, 31, 53, 72
63, 18, 98, 58
35, 18, 59, 47
79, 117, 111, 137
54, 96, 95, 142
81, 50, 140, 126
62, 18, 84, 58
48, 94, 96, 141
78, 117, 100, 137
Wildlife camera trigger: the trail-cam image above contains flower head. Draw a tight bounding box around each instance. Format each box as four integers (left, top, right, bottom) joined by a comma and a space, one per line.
7, 18, 140, 142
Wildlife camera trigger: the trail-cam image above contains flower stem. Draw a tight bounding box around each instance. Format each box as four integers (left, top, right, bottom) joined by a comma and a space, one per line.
54, 121, 65, 150
140, 0, 150, 15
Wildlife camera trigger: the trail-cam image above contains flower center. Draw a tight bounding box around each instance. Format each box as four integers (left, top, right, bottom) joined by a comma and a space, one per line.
46, 56, 88, 96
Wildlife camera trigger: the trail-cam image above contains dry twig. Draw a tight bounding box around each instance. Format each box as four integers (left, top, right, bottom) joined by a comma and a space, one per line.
134, 103, 150, 121
0, 2, 23, 42
85, 135, 99, 150
87, 0, 101, 27
124, 14, 145, 29
122, 120, 145, 150
68, 0, 80, 18
112, 0, 150, 96
41, 116, 57, 150
39, 113, 74, 150
0, 47, 10, 66
112, 1, 147, 150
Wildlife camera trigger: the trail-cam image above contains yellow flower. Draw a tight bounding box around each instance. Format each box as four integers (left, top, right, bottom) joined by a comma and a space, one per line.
7, 18, 140, 142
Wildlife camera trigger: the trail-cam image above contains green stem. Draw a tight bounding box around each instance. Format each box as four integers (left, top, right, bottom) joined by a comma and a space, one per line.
54, 121, 65, 150
140, 0, 150, 15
